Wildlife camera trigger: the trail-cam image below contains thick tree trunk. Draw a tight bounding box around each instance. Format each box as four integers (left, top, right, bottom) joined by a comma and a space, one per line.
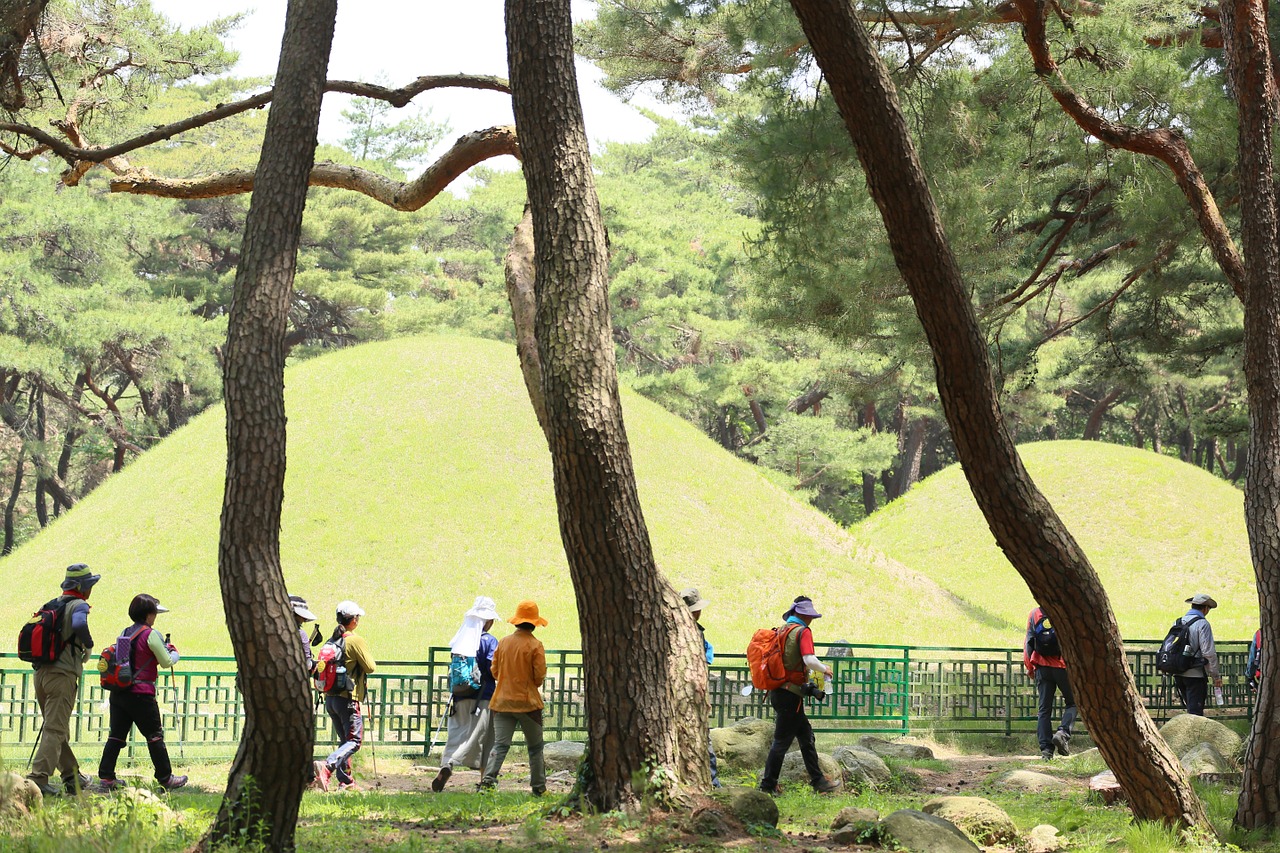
505, 0, 709, 809
1083, 387, 1123, 440
788, 0, 1208, 828
502, 206, 550, 438
201, 2, 336, 850
892, 417, 927, 497
1220, 0, 1280, 828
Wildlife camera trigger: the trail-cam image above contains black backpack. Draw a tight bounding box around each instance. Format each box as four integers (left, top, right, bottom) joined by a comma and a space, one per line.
1030, 611, 1061, 658
17, 598, 70, 665
1155, 614, 1204, 674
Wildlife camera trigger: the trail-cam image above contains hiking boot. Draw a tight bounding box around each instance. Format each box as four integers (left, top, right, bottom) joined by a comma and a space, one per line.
93, 778, 125, 794
813, 777, 841, 794
431, 764, 452, 793
1040, 749, 1054, 761
160, 775, 188, 791
758, 784, 783, 797
312, 760, 332, 792
476, 778, 496, 793
531, 786, 546, 797
1052, 729, 1070, 756
26, 777, 59, 798
337, 781, 359, 792
62, 773, 91, 794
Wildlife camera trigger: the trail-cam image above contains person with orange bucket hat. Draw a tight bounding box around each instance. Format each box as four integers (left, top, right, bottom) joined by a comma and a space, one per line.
478, 600, 547, 795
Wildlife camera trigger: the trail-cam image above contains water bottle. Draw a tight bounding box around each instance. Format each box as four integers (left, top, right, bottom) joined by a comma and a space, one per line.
1214, 687, 1225, 706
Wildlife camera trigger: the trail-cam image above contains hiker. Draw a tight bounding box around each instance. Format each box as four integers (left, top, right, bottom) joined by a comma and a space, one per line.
22, 563, 98, 796
1174, 593, 1222, 716
313, 601, 377, 792
1023, 604, 1076, 761
479, 599, 547, 795
681, 587, 721, 788
758, 595, 839, 795
433, 596, 500, 792
289, 594, 320, 677
1248, 627, 1262, 692
96, 594, 187, 791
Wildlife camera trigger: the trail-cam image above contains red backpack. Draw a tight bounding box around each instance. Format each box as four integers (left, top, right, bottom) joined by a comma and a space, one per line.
98, 625, 150, 691
17, 598, 71, 665
745, 624, 805, 690
314, 634, 353, 695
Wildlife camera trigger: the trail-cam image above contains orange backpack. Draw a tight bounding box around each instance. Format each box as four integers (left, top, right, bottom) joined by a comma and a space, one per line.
745, 624, 805, 690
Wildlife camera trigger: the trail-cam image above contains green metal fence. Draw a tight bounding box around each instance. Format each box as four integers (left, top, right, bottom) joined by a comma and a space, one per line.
0, 640, 1252, 760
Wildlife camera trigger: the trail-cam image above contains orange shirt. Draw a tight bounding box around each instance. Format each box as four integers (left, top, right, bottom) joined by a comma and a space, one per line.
489, 628, 547, 713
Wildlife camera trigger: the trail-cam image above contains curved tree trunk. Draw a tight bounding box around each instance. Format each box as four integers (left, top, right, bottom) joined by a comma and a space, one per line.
787, 0, 1208, 828
1083, 387, 1123, 440
1221, 0, 1280, 828
505, 0, 709, 810
502, 206, 550, 437
202, 2, 336, 850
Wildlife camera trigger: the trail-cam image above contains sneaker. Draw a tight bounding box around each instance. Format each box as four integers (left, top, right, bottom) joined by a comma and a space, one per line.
93, 778, 125, 794
62, 773, 91, 794
531, 786, 546, 797
26, 777, 59, 798
431, 764, 452, 793
313, 760, 332, 792
758, 784, 783, 796
337, 781, 359, 792
160, 775, 188, 791
813, 777, 841, 794
476, 779, 496, 793
1040, 749, 1054, 761
1052, 730, 1070, 756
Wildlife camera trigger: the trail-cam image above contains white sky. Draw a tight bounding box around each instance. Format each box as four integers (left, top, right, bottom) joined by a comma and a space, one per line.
150, 1, 660, 168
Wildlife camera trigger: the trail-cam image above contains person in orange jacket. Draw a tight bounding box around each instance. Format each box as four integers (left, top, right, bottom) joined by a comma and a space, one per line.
1024, 604, 1076, 761
478, 600, 547, 795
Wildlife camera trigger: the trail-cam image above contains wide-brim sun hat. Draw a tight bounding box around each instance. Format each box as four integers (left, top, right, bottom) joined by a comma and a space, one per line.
785, 598, 822, 619
680, 588, 708, 611
336, 600, 365, 620
509, 599, 548, 627
466, 595, 500, 622
61, 563, 101, 592
1186, 593, 1219, 610
289, 595, 317, 622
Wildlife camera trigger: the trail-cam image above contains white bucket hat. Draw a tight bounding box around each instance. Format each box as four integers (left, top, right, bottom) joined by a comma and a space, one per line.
465, 596, 500, 622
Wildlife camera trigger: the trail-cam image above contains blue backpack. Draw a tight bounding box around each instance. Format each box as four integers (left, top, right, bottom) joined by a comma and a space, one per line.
448, 654, 480, 698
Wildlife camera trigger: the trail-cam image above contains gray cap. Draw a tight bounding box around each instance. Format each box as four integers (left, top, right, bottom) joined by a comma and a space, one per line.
1186, 593, 1218, 609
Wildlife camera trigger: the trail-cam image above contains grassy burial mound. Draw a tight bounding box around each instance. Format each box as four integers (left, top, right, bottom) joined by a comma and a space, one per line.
854, 440, 1257, 641
0, 336, 1001, 654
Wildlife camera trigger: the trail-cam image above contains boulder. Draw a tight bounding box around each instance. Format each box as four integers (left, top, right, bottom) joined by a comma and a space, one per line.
1181, 742, 1237, 776
1089, 770, 1125, 804
684, 806, 733, 837
1026, 824, 1065, 853
725, 786, 778, 828
832, 822, 879, 845
0, 773, 41, 816
858, 735, 935, 760
710, 718, 775, 772
543, 740, 585, 773
922, 796, 1018, 845
992, 770, 1066, 792
779, 750, 843, 790
879, 809, 980, 852
832, 745, 891, 788
832, 806, 880, 829
1158, 713, 1242, 761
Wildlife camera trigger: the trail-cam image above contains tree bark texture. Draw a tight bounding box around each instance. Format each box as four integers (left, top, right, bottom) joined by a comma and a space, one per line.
1220, 0, 1280, 828
505, 0, 710, 810
204, 1, 336, 850
503, 206, 551, 438
787, 0, 1209, 829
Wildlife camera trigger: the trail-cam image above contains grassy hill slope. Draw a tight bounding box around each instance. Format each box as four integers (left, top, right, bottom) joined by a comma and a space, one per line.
1, 336, 998, 654
854, 441, 1257, 641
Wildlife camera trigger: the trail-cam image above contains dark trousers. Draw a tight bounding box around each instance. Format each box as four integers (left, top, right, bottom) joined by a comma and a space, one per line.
324, 696, 364, 785
1035, 666, 1077, 751
98, 690, 172, 781
1175, 675, 1208, 716
760, 689, 823, 791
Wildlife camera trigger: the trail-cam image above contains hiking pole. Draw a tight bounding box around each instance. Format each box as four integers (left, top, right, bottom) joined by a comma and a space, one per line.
25, 719, 45, 771
427, 693, 453, 759
365, 696, 379, 788
165, 634, 185, 763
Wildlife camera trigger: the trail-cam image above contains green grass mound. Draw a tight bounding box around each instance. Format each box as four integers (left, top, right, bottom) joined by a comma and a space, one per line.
853, 440, 1256, 640
0, 336, 1000, 654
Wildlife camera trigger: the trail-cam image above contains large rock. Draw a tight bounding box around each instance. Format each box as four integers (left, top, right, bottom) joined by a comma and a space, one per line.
832, 806, 880, 829
832, 744, 891, 788
1181, 742, 1237, 776
1158, 713, 1242, 760
879, 809, 980, 852
993, 769, 1066, 792
724, 787, 778, 828
0, 773, 41, 816
858, 735, 935, 760
779, 750, 843, 790
710, 718, 775, 772
1026, 824, 1065, 853
922, 796, 1018, 846
543, 740, 585, 773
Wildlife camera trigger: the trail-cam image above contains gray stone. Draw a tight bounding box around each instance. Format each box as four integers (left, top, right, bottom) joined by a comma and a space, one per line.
1181, 742, 1237, 776
546, 770, 576, 785
831, 806, 879, 829
1159, 713, 1243, 761
0, 773, 40, 816
879, 809, 980, 852
1026, 824, 1065, 853
922, 796, 1018, 846
542, 740, 586, 773
1089, 770, 1124, 804
831, 823, 877, 845
779, 750, 843, 790
710, 717, 776, 772
725, 786, 778, 828
993, 769, 1066, 792
832, 745, 891, 788
685, 806, 733, 837
858, 735, 935, 760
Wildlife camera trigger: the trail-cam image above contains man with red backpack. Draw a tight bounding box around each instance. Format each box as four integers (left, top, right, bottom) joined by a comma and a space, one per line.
758, 596, 839, 796
21, 563, 98, 797
1024, 604, 1076, 761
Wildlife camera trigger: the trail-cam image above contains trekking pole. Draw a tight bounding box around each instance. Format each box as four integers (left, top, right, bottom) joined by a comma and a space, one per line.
427, 693, 453, 759
25, 720, 45, 771
165, 634, 185, 763
366, 693, 379, 788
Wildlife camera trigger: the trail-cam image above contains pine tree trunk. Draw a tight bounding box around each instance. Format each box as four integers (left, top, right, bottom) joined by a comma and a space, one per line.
201, 2, 336, 849
505, 0, 709, 810
1220, 0, 1280, 828
787, 0, 1208, 828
